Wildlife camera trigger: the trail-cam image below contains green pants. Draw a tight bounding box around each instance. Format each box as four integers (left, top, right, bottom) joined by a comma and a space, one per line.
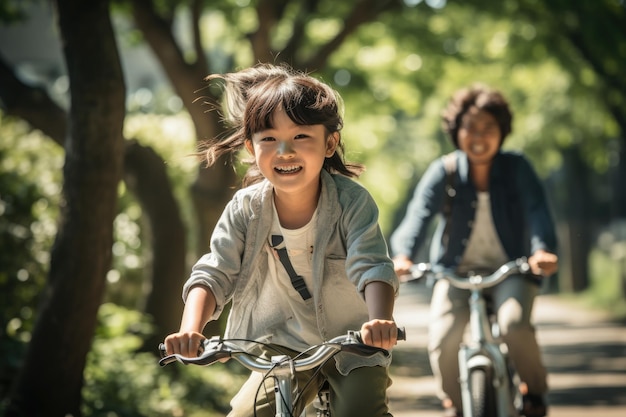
228, 346, 394, 417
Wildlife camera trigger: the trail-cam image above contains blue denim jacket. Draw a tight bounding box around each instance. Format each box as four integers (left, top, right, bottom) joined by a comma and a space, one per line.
390, 150, 557, 268
183, 170, 398, 374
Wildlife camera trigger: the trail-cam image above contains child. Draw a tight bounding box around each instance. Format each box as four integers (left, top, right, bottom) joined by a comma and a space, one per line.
390, 84, 557, 417
163, 63, 399, 417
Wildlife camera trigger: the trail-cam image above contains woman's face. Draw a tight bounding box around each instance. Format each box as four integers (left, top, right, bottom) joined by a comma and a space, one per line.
457, 108, 502, 165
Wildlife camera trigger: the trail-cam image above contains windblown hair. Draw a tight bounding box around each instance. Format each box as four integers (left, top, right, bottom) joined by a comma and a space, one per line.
199, 63, 364, 186
441, 84, 513, 148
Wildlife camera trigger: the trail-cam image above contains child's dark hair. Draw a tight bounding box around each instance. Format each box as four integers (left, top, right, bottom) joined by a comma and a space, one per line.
441, 84, 513, 148
199, 63, 364, 186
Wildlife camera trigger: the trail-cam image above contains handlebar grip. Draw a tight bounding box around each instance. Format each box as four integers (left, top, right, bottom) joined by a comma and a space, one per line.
397, 326, 406, 341
158, 343, 179, 366
352, 326, 406, 344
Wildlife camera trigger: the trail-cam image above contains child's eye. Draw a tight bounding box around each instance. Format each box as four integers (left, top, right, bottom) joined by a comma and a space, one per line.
259, 136, 275, 142
294, 133, 310, 140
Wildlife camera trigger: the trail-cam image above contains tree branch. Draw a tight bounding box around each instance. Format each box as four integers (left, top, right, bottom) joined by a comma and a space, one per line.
301, 0, 403, 71
0, 53, 66, 147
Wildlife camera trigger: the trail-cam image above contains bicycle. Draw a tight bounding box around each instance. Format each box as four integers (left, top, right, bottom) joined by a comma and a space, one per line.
405, 258, 531, 417
159, 328, 406, 417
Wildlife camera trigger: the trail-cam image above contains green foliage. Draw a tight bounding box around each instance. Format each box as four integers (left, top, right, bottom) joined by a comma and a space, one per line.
0, 0, 38, 23
0, 114, 62, 399
315, 0, 620, 234
585, 224, 626, 319
82, 303, 243, 416
103, 113, 198, 308
0, 111, 241, 415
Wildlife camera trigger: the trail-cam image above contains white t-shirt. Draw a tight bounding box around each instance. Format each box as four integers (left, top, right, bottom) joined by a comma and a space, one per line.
263, 202, 323, 350
457, 191, 508, 275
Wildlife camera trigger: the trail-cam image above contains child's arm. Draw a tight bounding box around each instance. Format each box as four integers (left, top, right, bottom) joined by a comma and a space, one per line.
163, 285, 217, 357
360, 281, 397, 351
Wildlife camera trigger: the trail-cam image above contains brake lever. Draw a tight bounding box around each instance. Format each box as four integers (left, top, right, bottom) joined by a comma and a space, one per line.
159, 350, 232, 366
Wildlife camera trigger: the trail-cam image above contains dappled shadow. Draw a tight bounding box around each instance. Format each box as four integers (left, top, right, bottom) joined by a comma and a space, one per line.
390, 287, 626, 412
542, 340, 626, 375
390, 393, 442, 412
541, 337, 626, 406
390, 348, 432, 378
548, 386, 626, 407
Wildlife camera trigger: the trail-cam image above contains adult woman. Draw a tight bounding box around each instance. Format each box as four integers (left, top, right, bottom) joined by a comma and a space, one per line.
390, 85, 557, 417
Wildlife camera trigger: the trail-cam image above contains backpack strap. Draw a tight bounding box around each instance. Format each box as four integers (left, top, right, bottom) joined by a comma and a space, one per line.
441, 152, 457, 249
271, 235, 312, 301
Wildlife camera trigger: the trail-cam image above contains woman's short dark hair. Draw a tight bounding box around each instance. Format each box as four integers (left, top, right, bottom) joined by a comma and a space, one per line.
441, 84, 513, 148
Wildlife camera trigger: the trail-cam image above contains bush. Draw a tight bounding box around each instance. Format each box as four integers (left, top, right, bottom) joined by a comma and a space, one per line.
82, 303, 243, 417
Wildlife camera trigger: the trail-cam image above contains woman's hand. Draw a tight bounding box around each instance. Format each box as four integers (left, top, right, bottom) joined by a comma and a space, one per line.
360, 319, 398, 351
392, 255, 414, 277
528, 249, 559, 277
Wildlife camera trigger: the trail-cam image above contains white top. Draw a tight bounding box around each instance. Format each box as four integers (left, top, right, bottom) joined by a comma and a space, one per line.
457, 191, 508, 275
264, 202, 322, 349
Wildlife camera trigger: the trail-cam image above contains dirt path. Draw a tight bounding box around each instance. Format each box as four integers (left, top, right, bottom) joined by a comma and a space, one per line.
388, 281, 626, 417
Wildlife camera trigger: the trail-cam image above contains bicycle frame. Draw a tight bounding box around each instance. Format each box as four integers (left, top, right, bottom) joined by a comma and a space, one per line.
410, 258, 529, 417
458, 277, 518, 417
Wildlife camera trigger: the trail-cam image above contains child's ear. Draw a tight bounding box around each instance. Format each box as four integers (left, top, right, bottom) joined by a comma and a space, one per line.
245, 139, 254, 155
326, 132, 339, 157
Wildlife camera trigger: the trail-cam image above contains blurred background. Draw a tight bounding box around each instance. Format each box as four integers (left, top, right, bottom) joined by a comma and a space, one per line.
0, 0, 624, 415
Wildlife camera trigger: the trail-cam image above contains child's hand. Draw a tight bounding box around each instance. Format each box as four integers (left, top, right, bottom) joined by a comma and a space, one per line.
163, 331, 206, 358
360, 319, 398, 351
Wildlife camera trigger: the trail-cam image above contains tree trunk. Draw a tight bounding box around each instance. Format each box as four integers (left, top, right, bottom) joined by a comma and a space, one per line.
123, 140, 187, 349
6, 0, 125, 415
0, 44, 190, 356
130, 0, 239, 257
130, 0, 239, 337
561, 147, 592, 292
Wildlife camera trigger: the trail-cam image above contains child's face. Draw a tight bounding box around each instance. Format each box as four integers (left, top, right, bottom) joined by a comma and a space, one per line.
246, 108, 338, 199
457, 108, 501, 165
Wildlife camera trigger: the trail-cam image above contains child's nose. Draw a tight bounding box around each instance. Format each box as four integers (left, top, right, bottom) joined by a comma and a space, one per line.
278, 141, 295, 156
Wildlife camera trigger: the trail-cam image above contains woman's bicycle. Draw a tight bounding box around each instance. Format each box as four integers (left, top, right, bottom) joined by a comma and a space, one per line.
159, 328, 406, 417
405, 258, 531, 417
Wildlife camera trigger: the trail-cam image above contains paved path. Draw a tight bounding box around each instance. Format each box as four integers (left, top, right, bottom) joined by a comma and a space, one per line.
388, 281, 626, 417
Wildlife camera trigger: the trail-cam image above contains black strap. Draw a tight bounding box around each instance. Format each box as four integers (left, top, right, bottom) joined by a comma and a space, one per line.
271, 235, 312, 300
442, 152, 457, 249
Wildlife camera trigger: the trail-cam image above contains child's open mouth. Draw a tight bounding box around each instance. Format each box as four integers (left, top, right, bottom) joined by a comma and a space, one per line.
275, 165, 302, 174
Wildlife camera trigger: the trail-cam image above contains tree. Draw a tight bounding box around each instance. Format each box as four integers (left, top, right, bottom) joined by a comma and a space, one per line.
488, 0, 626, 291
5, 0, 126, 415
0, 3, 188, 352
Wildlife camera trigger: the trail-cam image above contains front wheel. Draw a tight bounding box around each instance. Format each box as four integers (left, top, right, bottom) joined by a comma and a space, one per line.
469, 367, 497, 417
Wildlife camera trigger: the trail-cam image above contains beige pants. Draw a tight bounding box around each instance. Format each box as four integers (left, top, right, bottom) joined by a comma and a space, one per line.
228, 345, 393, 417
428, 275, 548, 410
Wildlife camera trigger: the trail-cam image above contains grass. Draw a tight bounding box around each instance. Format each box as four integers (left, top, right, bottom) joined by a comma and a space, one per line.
575, 249, 626, 321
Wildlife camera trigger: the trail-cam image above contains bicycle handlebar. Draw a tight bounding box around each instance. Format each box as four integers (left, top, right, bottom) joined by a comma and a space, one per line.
158, 327, 406, 372
406, 258, 531, 290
